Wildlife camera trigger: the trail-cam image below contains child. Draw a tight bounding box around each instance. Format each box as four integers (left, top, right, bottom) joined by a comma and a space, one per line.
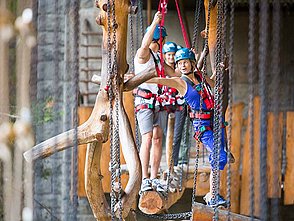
148, 47, 231, 207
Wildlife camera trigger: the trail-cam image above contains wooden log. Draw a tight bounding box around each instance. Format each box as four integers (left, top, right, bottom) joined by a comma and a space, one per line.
204, 0, 217, 74
84, 141, 111, 221
220, 102, 245, 213
123, 67, 157, 92
23, 89, 110, 162
284, 112, 294, 205
166, 113, 175, 172
138, 170, 186, 214
192, 202, 260, 221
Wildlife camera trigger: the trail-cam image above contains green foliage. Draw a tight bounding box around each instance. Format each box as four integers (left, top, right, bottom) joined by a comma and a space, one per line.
41, 168, 52, 180
31, 97, 64, 126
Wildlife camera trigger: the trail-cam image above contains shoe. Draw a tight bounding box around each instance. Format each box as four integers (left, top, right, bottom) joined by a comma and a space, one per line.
140, 178, 153, 194
151, 178, 167, 197
203, 192, 227, 208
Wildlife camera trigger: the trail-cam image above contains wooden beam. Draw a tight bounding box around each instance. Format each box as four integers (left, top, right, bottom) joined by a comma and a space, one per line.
284, 112, 294, 205
220, 102, 245, 213
147, 0, 152, 26
192, 202, 260, 221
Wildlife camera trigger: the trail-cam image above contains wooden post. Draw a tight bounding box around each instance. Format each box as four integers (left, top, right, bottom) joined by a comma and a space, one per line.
284, 112, 294, 205
147, 0, 152, 25
166, 113, 175, 172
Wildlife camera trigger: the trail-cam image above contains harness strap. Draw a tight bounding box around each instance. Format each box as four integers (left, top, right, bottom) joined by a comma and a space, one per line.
194, 126, 212, 142
133, 88, 155, 99
135, 104, 154, 112
174, 0, 190, 48
189, 112, 212, 120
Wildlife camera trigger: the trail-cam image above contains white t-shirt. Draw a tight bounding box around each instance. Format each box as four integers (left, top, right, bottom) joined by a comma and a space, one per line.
134, 51, 162, 106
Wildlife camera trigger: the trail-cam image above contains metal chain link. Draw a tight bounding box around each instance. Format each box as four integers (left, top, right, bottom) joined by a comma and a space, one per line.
226, 0, 234, 219
191, 0, 213, 206
136, 209, 192, 220
270, 0, 281, 220
71, 0, 80, 220
248, 0, 256, 219
138, 0, 144, 40
192, 0, 203, 51
259, 0, 269, 220
212, 0, 225, 219
106, 1, 116, 220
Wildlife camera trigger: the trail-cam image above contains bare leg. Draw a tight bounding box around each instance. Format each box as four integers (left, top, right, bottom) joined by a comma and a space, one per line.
150, 126, 163, 179
139, 131, 153, 179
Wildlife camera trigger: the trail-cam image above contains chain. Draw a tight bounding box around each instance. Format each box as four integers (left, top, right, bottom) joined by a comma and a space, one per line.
136, 209, 192, 220
248, 0, 256, 219
226, 0, 234, 220
129, 1, 141, 150
112, 0, 123, 219
191, 0, 213, 206
270, 0, 281, 220
212, 0, 225, 219
259, 0, 269, 220
71, 0, 80, 220
192, 0, 203, 51
106, 0, 116, 220
138, 0, 144, 40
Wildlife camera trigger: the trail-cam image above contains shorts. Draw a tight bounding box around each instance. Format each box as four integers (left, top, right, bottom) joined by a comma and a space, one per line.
136, 108, 167, 135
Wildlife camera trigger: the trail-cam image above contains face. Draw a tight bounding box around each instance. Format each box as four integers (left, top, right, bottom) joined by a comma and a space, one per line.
177, 59, 193, 74
164, 52, 176, 66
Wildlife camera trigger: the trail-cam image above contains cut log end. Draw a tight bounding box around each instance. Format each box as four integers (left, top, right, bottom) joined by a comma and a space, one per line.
23, 150, 32, 162
138, 191, 164, 214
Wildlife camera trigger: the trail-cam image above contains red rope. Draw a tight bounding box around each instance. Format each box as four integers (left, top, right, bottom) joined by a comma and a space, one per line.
157, 0, 168, 78
175, 0, 190, 48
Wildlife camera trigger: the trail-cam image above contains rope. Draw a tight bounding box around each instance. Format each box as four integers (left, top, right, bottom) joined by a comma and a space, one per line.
248, 0, 256, 219
175, 0, 190, 48
158, 0, 168, 78
259, 0, 269, 220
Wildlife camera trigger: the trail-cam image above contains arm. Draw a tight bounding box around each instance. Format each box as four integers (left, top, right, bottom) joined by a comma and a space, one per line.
136, 12, 162, 64
147, 77, 187, 96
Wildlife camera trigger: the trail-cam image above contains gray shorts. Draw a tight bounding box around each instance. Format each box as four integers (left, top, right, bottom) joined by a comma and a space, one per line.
136, 108, 167, 135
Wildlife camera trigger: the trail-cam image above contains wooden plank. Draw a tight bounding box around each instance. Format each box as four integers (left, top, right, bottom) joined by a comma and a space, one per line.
267, 112, 283, 198
240, 97, 260, 217
192, 202, 260, 221
284, 112, 294, 205
220, 102, 245, 214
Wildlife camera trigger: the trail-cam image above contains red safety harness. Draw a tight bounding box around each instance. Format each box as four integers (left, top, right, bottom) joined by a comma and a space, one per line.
181, 71, 214, 110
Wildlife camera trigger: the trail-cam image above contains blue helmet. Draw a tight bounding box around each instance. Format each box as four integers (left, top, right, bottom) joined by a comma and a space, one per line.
162, 42, 177, 54
174, 48, 196, 63
145, 24, 167, 41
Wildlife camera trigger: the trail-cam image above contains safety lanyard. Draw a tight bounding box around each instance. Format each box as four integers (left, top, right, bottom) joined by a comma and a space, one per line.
157, 0, 168, 78
175, 0, 191, 48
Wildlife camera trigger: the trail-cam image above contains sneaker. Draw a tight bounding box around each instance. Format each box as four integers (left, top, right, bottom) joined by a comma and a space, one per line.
140, 178, 153, 194
151, 178, 167, 196
203, 192, 227, 208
